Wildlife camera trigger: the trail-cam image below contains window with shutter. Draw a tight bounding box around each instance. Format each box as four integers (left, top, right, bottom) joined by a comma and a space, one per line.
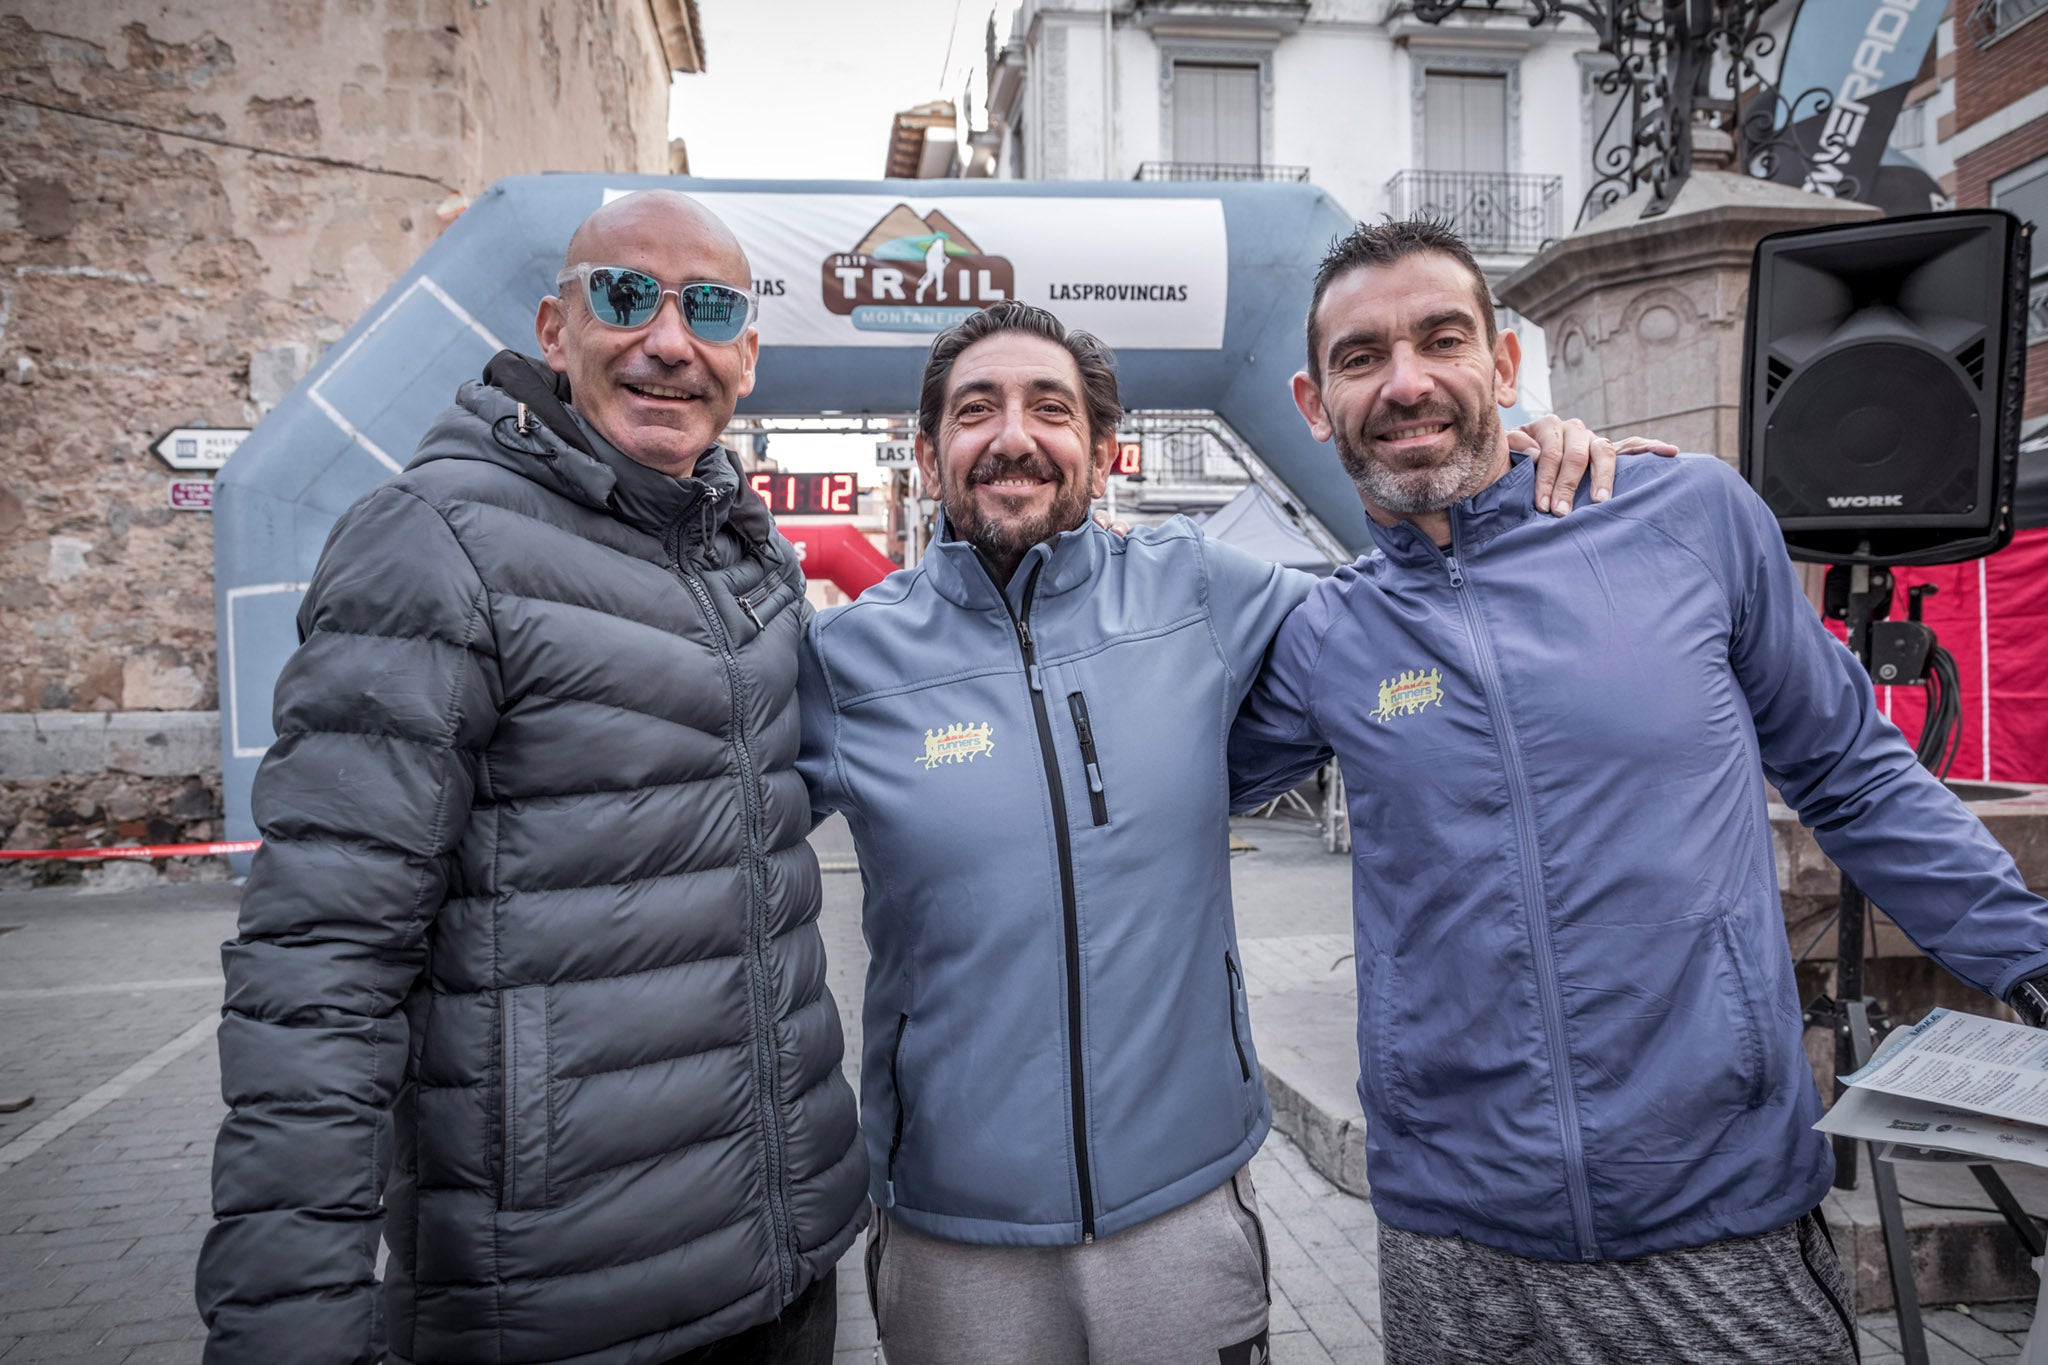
1423, 71, 1507, 175
1172, 62, 1260, 167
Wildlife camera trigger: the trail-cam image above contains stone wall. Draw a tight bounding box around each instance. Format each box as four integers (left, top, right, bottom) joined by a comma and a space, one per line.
0, 0, 678, 886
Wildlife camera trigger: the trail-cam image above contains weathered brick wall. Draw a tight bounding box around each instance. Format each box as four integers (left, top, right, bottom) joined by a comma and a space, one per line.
1951, 28, 2048, 426
0, 0, 676, 886
1952, 10, 2048, 130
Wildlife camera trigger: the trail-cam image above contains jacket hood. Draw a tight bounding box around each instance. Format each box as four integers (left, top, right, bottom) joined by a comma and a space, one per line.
408, 349, 777, 549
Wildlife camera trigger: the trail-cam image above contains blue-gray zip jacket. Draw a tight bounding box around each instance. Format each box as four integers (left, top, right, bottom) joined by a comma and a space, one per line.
798, 517, 1309, 1245
1230, 452, 2048, 1263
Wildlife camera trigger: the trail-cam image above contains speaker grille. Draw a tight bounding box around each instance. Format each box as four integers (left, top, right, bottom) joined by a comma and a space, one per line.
1760, 342, 1981, 527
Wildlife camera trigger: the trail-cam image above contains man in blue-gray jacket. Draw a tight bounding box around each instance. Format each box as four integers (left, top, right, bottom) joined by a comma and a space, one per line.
1230, 218, 2048, 1364
797, 300, 1647, 1364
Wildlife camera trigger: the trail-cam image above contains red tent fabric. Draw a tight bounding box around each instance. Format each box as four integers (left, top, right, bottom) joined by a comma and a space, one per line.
1829, 528, 2048, 783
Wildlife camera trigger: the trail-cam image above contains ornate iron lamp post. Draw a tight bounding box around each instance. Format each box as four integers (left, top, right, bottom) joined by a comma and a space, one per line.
1411, 0, 1852, 224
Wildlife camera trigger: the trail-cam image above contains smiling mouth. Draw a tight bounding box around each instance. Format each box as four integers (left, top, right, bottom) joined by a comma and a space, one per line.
979, 476, 1048, 490
623, 381, 700, 402
1375, 420, 1453, 445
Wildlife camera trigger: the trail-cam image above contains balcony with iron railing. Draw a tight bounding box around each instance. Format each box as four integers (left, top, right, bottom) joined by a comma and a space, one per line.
1385, 170, 1563, 256
1135, 161, 1310, 183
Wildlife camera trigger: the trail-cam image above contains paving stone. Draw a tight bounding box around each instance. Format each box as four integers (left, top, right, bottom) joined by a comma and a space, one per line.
1962, 1301, 2035, 1334
1928, 1307, 2027, 1357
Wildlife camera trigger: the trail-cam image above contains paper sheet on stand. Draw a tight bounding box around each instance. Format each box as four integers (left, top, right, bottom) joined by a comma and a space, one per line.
1816, 1084, 2048, 1168
1841, 1007, 2048, 1125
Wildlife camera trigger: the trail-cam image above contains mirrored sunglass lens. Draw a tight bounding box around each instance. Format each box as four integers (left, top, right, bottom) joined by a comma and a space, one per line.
589, 268, 663, 327
681, 284, 747, 342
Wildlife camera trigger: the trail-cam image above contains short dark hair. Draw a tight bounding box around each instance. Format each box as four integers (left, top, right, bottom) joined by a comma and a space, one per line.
918, 301, 1123, 446
1304, 217, 1497, 381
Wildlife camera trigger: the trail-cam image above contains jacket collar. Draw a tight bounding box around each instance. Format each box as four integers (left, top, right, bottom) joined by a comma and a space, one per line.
920, 511, 1106, 614
1365, 449, 1540, 566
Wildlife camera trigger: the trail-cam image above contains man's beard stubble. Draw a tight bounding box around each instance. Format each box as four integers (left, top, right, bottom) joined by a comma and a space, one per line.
1334, 398, 1503, 516
943, 453, 1094, 565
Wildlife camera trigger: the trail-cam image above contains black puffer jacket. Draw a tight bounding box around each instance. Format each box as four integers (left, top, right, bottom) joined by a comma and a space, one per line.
197, 353, 867, 1364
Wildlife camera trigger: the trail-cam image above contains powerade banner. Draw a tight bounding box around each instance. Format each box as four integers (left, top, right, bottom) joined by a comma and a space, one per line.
605, 188, 1230, 349
1764, 0, 1944, 206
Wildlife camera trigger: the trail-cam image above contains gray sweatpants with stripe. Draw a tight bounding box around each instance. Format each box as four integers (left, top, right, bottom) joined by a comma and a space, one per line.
1378, 1211, 1858, 1364
868, 1166, 1271, 1365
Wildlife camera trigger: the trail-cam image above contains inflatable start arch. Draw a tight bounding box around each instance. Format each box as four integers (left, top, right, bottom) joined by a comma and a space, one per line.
213, 174, 1368, 848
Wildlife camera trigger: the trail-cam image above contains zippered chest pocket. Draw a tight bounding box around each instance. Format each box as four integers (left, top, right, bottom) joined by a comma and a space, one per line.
1067, 691, 1110, 826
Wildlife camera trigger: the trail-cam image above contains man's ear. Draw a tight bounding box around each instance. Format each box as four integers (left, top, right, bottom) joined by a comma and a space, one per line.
1087, 431, 1115, 501
1291, 370, 1333, 442
914, 431, 941, 500
734, 328, 761, 401
535, 297, 571, 375
1493, 329, 1522, 410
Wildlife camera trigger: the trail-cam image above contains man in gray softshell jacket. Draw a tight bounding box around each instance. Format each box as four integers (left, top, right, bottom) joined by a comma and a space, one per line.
195, 191, 866, 1364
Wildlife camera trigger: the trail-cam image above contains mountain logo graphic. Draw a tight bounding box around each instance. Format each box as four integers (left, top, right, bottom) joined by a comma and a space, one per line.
822, 204, 1016, 333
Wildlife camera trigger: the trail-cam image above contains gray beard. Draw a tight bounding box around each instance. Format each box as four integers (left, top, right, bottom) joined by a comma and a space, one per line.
941, 462, 1094, 570
1334, 404, 1503, 515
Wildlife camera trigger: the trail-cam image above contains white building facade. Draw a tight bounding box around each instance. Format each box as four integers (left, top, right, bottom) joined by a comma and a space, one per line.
978, 0, 1604, 280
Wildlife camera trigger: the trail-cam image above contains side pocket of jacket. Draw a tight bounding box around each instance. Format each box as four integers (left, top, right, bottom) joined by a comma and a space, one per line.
498, 984, 555, 1210
885, 1013, 910, 1201
1713, 915, 1769, 1111
1363, 952, 1410, 1135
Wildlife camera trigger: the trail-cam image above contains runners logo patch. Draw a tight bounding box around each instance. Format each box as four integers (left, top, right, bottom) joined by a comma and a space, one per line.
1372, 667, 1445, 723
918, 722, 995, 769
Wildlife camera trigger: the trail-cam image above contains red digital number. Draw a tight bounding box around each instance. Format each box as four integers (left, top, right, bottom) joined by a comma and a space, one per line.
749, 472, 775, 505
829, 474, 855, 513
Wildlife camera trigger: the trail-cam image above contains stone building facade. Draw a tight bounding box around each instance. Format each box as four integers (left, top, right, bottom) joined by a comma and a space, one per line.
0, 0, 702, 885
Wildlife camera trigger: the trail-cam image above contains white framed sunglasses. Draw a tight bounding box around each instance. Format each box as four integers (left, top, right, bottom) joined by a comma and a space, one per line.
556, 264, 759, 344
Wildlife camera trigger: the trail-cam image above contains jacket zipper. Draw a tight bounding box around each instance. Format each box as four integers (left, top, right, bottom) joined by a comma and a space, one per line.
887, 1013, 909, 1189
1066, 692, 1110, 826
1223, 952, 1251, 1082
1439, 532, 1599, 1261
998, 558, 1096, 1242
669, 514, 798, 1298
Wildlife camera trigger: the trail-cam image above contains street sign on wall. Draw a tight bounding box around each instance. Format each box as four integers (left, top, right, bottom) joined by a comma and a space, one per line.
876, 439, 915, 468
168, 479, 214, 511
151, 427, 250, 471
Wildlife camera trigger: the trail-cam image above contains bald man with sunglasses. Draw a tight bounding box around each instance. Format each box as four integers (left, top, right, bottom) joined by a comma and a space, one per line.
197, 191, 865, 1365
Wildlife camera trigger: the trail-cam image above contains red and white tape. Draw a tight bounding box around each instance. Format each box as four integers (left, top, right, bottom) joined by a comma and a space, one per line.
0, 840, 261, 862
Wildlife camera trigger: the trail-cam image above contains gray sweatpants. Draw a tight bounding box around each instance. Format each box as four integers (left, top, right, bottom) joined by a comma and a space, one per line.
867, 1166, 1271, 1365
1378, 1211, 1858, 1364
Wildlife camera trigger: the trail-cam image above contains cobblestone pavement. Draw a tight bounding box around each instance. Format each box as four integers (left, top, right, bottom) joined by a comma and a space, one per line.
1, 825, 2040, 1364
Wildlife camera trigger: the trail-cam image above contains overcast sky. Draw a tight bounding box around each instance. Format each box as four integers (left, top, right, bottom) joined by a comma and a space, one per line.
669, 0, 1001, 181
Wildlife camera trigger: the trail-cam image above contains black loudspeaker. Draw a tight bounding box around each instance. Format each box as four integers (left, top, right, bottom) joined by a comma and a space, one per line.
1740, 208, 2031, 566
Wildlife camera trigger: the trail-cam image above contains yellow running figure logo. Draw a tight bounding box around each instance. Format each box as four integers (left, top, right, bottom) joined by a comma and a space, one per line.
918, 722, 996, 769
1372, 668, 1444, 723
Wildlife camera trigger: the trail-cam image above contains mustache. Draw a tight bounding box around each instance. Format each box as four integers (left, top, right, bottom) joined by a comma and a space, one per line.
966, 454, 1061, 486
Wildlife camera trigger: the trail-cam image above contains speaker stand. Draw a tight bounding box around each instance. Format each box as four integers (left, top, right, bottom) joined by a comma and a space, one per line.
1802, 560, 2045, 1364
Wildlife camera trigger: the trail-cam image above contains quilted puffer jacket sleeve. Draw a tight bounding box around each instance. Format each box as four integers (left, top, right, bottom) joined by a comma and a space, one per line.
1705, 458, 2048, 1001
197, 485, 499, 1365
